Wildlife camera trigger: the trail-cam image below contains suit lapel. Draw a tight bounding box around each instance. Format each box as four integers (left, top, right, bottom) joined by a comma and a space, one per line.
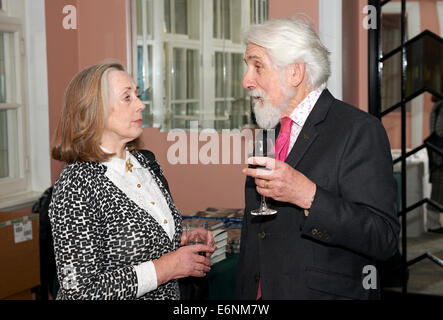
285, 123, 318, 168
285, 89, 335, 168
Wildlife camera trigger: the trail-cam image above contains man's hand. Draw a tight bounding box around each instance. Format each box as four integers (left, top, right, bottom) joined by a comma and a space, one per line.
242, 156, 316, 209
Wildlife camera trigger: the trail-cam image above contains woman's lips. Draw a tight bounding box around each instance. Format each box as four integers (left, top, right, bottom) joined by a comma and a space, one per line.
133, 119, 143, 125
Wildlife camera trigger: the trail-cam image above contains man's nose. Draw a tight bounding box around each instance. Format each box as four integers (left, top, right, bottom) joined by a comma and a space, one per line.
242, 71, 256, 90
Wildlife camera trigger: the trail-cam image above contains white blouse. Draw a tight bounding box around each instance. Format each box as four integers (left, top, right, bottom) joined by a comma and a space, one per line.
101, 147, 176, 298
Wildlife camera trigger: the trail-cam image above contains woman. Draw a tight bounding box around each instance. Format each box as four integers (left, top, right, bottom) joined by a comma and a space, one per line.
49, 62, 214, 300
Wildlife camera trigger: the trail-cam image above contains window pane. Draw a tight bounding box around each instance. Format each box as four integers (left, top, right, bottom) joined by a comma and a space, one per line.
231, 0, 242, 43
215, 52, 226, 98
136, 0, 143, 37
171, 48, 199, 129
223, 0, 231, 39
186, 49, 198, 99
215, 101, 227, 117
173, 103, 186, 116
164, 0, 171, 33
172, 103, 198, 129
0, 32, 17, 104
251, 0, 269, 24
172, 103, 185, 128
145, 0, 151, 36
0, 110, 8, 178
137, 45, 153, 126
215, 101, 230, 130
231, 53, 248, 129
231, 59, 248, 129
263, 0, 269, 21
173, 48, 184, 100
0, 109, 19, 179
175, 0, 188, 35
231, 53, 244, 98
213, 0, 218, 38
172, 48, 198, 101
250, 0, 254, 24
137, 45, 153, 100
258, 0, 262, 22
186, 102, 198, 116
142, 103, 153, 127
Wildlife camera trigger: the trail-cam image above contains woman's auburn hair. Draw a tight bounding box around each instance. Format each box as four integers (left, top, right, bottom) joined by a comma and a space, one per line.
51, 62, 139, 163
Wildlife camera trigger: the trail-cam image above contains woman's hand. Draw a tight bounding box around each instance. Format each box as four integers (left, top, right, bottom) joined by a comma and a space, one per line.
153, 243, 215, 286
180, 227, 216, 257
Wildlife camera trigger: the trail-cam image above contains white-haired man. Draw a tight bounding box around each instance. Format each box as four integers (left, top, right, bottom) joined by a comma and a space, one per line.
235, 17, 399, 300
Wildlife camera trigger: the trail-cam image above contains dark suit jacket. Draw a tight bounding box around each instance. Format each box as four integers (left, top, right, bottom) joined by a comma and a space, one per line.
235, 89, 399, 300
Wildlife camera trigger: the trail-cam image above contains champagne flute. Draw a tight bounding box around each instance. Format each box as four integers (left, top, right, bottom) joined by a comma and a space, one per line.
250, 130, 277, 216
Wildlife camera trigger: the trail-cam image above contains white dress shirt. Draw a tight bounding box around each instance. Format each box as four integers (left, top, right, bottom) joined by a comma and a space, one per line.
101, 147, 176, 298
286, 89, 322, 157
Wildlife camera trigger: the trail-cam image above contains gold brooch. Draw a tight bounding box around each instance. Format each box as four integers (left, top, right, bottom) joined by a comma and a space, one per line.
125, 158, 133, 173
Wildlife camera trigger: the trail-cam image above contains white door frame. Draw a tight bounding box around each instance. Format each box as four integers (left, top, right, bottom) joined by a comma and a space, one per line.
319, 0, 342, 100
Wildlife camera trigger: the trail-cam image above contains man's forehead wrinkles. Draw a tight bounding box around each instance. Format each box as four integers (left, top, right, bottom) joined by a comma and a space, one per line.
245, 54, 263, 63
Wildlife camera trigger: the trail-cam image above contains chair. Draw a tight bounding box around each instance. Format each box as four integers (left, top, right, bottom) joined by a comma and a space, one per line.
32, 187, 58, 300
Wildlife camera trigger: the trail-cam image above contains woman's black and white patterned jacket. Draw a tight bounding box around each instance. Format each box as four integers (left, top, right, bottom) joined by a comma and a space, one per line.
48, 149, 183, 300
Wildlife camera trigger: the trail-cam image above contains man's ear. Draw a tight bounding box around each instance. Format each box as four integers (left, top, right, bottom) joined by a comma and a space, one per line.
287, 63, 306, 87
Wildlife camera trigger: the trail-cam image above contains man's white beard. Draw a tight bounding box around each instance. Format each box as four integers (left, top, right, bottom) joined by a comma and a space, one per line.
252, 87, 295, 129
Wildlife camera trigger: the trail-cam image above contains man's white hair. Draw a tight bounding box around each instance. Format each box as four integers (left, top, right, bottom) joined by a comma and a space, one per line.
243, 16, 331, 90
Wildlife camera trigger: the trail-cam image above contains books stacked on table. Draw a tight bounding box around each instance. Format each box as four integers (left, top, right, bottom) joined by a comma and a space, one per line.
210, 228, 228, 265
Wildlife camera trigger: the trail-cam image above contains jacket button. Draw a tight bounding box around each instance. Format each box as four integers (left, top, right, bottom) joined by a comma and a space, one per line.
312, 228, 318, 235
258, 231, 266, 239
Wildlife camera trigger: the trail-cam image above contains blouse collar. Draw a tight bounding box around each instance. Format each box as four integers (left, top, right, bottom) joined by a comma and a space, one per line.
100, 146, 142, 175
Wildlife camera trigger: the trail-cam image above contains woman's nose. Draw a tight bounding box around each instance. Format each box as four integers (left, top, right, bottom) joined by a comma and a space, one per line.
136, 96, 145, 111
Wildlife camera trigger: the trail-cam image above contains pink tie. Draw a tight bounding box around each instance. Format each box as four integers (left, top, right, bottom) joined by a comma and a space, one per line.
257, 117, 293, 300
275, 117, 293, 161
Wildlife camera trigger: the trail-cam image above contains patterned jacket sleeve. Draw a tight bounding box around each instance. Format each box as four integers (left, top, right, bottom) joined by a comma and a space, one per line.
49, 166, 139, 300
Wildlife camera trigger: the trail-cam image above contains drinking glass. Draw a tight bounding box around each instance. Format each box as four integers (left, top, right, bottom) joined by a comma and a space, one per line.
184, 219, 210, 256
250, 131, 277, 216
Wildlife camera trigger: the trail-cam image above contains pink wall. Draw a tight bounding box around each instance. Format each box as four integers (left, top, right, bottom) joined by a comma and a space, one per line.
46, 0, 80, 183
46, 0, 128, 184
342, 0, 368, 111
77, 0, 128, 69
138, 129, 248, 214
270, 0, 319, 31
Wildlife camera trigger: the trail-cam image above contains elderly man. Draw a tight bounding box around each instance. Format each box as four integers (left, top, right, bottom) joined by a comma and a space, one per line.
235, 17, 399, 300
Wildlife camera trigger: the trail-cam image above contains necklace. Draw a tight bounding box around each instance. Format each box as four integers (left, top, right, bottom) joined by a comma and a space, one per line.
125, 157, 133, 173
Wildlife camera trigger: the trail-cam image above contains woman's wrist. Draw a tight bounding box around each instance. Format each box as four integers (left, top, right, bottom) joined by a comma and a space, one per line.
153, 254, 173, 286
